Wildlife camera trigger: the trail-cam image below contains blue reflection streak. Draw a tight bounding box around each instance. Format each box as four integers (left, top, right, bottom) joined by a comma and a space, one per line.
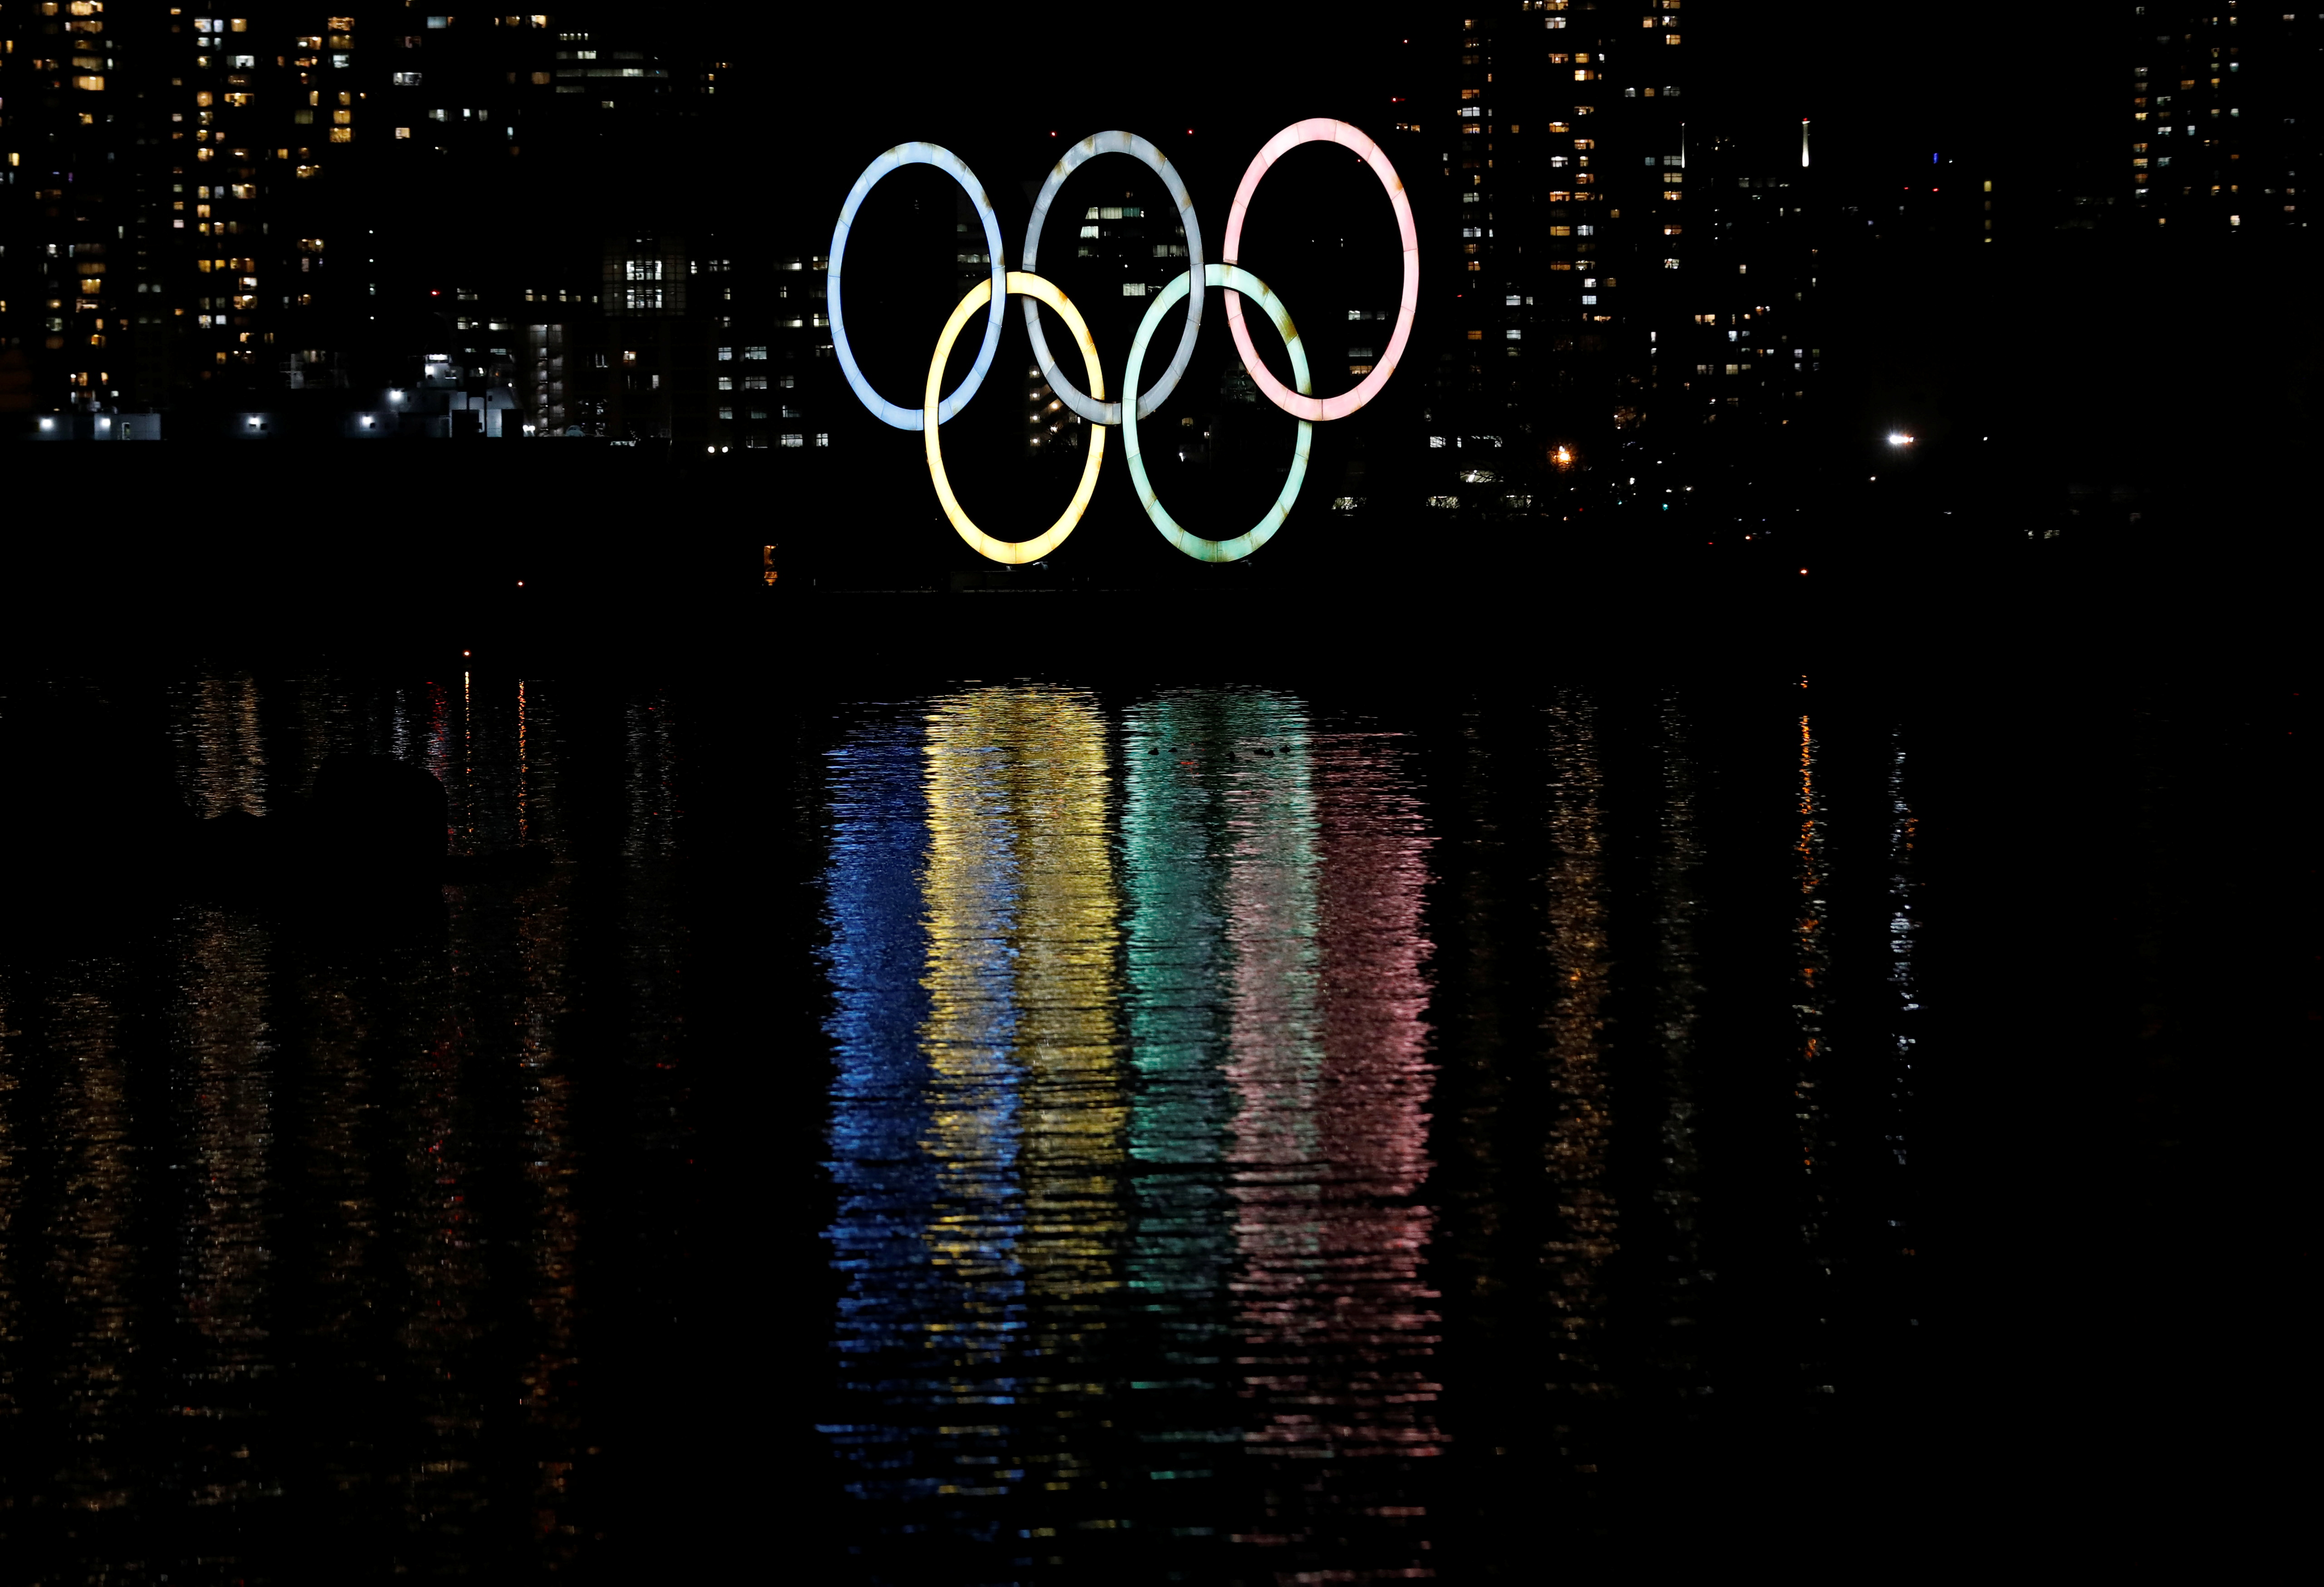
821, 723, 942, 1403
821, 707, 1041, 1511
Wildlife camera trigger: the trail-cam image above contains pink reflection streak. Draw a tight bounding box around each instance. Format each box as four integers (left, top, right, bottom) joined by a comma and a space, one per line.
1226, 733, 1442, 1463
1221, 119, 1420, 423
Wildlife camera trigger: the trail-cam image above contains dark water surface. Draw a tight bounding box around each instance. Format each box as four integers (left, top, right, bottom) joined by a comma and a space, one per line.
0, 647, 2300, 1581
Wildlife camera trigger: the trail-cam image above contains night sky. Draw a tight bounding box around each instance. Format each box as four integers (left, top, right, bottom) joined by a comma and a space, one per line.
702, 3, 2121, 191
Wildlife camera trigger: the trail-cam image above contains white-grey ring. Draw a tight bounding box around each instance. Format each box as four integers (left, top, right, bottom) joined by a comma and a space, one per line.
1020, 130, 1205, 426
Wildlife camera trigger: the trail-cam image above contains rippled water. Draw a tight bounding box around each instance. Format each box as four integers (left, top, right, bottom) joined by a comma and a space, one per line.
821, 690, 1450, 1579
0, 662, 2290, 1580
0, 670, 689, 1581
811, 680, 1945, 1582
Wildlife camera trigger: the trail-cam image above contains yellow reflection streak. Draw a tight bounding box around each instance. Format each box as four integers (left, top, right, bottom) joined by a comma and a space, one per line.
180, 912, 274, 1375
919, 688, 1125, 1464
1543, 696, 1618, 1412
1651, 696, 1708, 1381
178, 672, 268, 817
1797, 714, 1828, 1181
45, 991, 139, 1512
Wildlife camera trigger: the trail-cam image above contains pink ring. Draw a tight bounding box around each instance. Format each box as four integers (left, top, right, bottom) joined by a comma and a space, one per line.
1220, 119, 1419, 423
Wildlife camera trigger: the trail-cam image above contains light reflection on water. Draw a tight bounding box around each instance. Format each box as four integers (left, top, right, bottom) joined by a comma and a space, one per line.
819, 682, 1942, 1579
0, 667, 682, 1581
824, 687, 1446, 1579
0, 667, 1964, 1579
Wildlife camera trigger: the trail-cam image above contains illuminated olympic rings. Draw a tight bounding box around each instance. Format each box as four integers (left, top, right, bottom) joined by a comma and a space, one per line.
831, 120, 1416, 564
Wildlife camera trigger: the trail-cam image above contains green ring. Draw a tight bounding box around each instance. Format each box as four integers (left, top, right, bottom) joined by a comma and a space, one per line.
1121, 264, 1312, 563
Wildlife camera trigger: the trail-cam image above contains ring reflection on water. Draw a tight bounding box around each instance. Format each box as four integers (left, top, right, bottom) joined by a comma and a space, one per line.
0, 667, 1980, 1580
823, 686, 1445, 1578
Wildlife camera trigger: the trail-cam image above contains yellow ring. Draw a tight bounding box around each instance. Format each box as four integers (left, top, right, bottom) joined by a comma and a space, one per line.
924, 271, 1107, 565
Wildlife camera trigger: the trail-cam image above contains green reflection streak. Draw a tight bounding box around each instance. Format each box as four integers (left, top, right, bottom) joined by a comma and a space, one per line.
1121, 692, 1318, 1444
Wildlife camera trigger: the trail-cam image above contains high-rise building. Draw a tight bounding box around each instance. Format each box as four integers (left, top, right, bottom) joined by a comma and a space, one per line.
2129, 1, 2313, 234
1020, 190, 1185, 457
0, 5, 713, 429
1410, 2, 1825, 515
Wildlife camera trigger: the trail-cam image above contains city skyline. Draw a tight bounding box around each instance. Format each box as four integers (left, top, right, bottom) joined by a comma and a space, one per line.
1, 1, 2311, 587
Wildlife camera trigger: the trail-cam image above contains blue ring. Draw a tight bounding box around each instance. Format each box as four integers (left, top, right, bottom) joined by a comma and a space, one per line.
828, 143, 1009, 430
